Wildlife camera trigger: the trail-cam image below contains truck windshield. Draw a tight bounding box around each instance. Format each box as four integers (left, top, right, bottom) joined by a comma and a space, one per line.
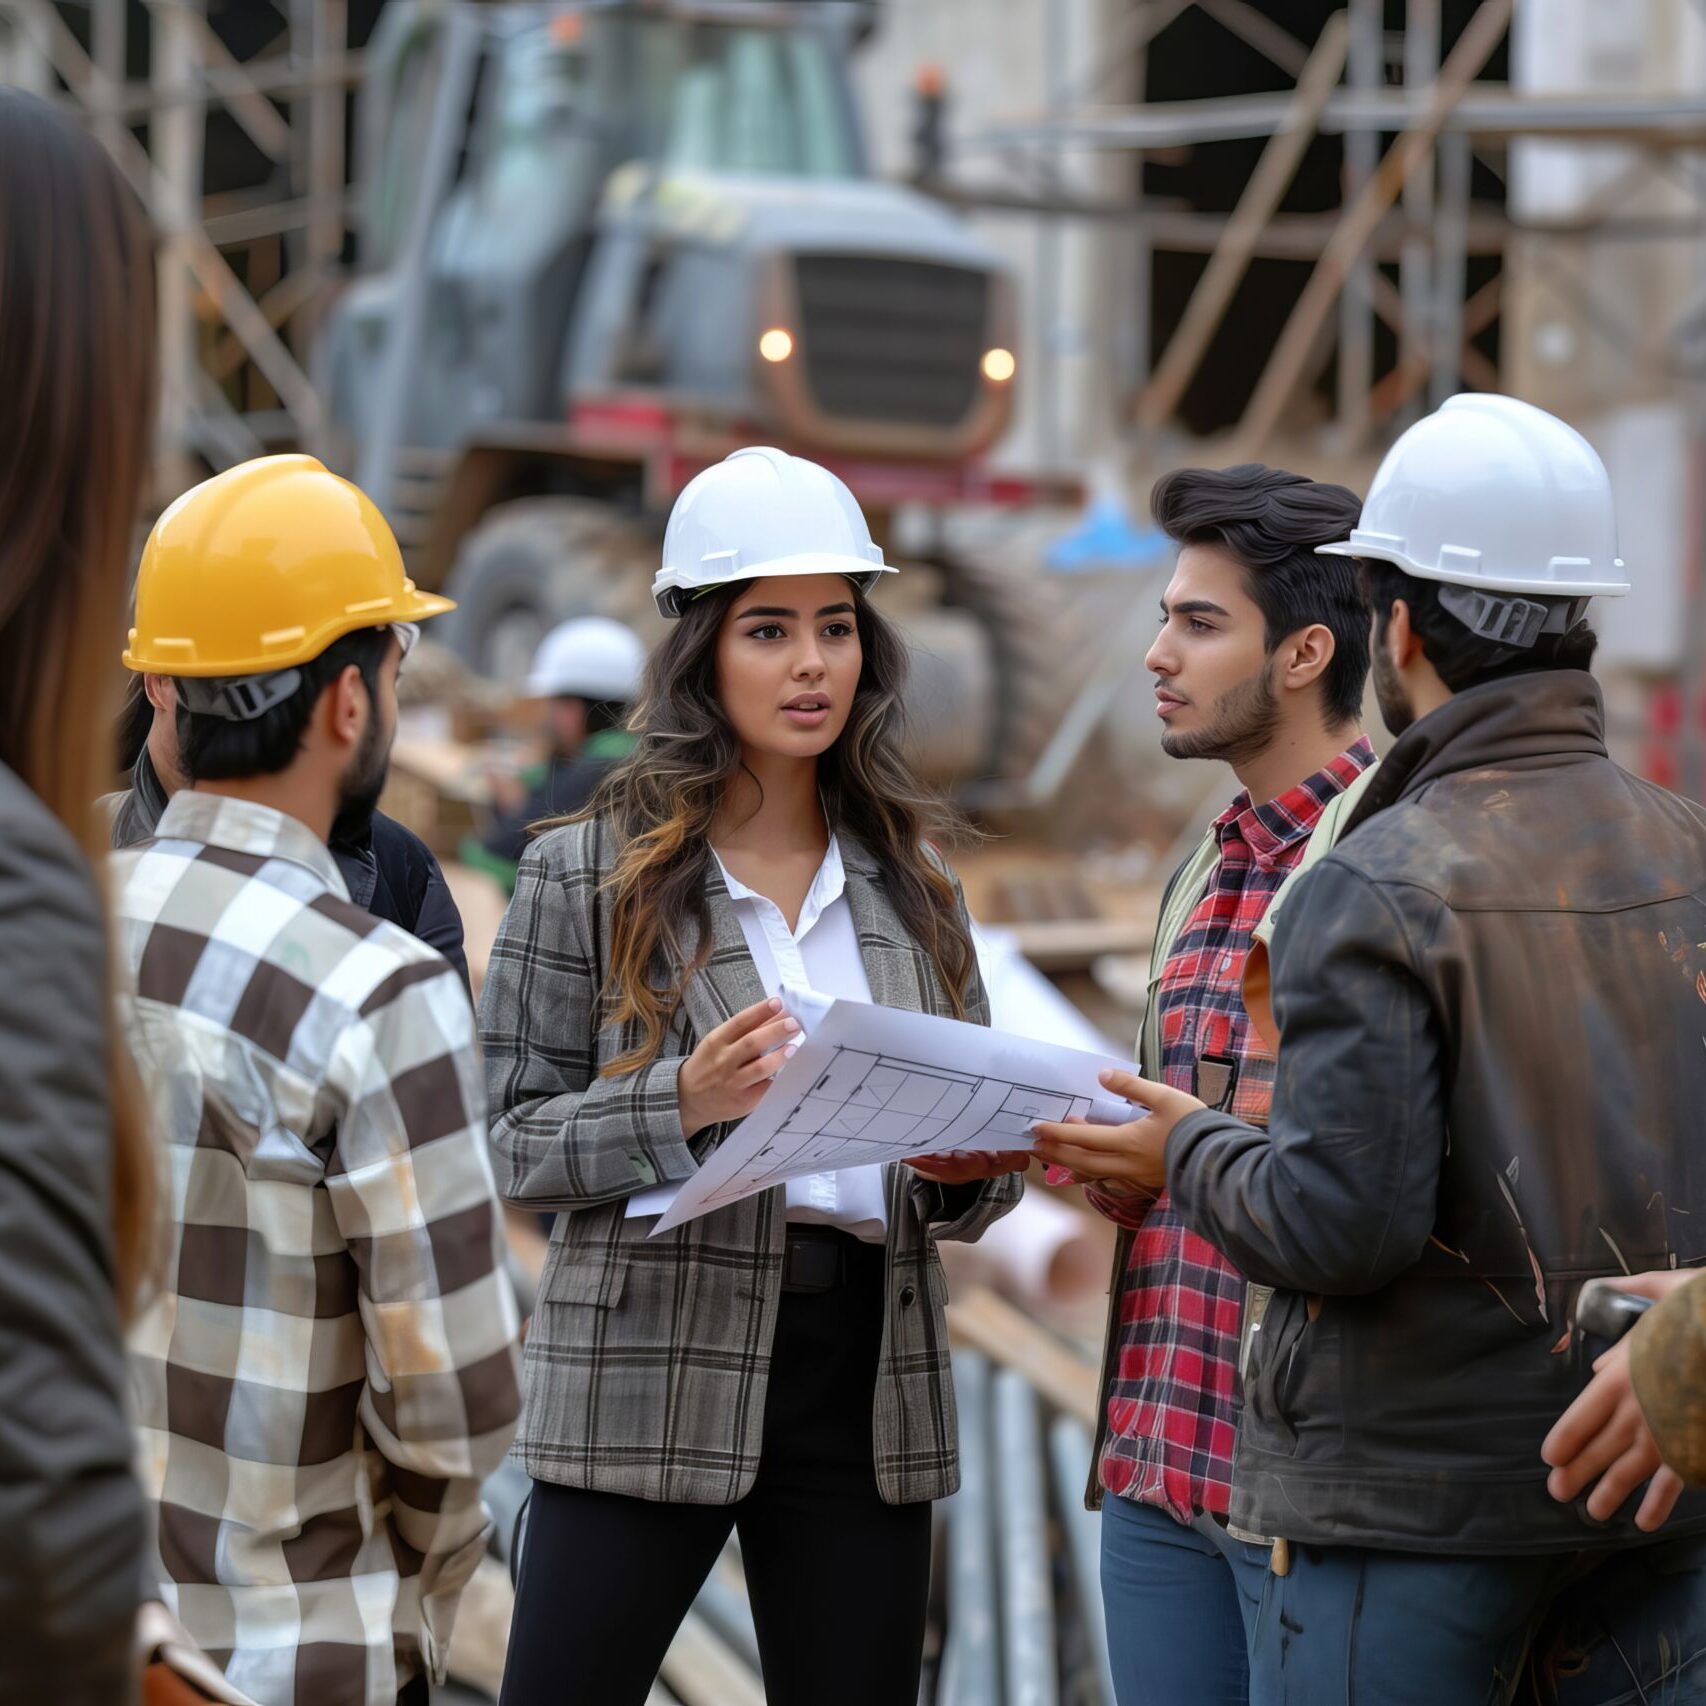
628, 19, 862, 179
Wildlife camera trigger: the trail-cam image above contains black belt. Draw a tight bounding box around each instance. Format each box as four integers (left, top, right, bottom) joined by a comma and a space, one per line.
780, 1226, 883, 1293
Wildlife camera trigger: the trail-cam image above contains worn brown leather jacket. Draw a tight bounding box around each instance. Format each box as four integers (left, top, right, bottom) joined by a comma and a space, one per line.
1169, 671, 1706, 1553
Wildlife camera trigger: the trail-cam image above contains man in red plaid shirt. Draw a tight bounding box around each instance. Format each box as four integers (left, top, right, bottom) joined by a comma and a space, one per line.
1037, 465, 1373, 1706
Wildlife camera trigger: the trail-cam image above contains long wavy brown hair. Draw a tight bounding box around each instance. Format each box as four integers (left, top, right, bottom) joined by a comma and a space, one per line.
586, 581, 976, 1076
0, 93, 158, 1316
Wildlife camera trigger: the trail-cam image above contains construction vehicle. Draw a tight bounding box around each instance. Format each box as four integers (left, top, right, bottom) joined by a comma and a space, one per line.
317, 0, 1078, 783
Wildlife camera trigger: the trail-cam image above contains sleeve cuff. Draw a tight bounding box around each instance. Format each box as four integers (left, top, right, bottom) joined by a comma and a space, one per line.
633, 1056, 700, 1187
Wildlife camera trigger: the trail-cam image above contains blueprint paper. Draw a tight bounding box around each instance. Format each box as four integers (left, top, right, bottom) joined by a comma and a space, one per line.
648, 996, 1135, 1235
622, 983, 847, 1222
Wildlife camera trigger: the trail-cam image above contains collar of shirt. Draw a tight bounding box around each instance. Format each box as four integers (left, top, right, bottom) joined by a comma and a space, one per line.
1212, 735, 1376, 873
712, 833, 847, 940
155, 791, 350, 901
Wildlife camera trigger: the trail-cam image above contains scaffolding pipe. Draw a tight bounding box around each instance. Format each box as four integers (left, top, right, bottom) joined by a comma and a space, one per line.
1239, 0, 1515, 451
939, 1351, 999, 1706
1337, 0, 1381, 448
692, 1562, 762, 1677
1048, 1417, 1114, 1706
1432, 126, 1473, 405
1399, 0, 1441, 430
995, 1368, 1057, 1706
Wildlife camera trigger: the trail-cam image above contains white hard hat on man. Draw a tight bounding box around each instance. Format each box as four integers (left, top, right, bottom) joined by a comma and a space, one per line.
1320, 393, 1627, 649
526, 617, 645, 702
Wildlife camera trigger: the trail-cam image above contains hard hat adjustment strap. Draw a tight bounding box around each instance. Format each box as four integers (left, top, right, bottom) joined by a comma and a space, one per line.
1435, 584, 1590, 651
176, 669, 304, 722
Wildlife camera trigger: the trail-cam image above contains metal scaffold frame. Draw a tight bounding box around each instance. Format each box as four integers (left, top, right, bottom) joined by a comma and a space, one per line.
947, 0, 1706, 459
0, 0, 361, 488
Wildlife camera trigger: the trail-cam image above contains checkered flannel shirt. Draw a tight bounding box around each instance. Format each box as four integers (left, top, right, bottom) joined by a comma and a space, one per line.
113, 793, 521, 1706
1097, 739, 1374, 1521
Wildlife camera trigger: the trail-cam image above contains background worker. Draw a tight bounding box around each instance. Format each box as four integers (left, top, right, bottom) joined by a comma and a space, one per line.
0, 88, 156, 1706
111, 665, 471, 992
114, 455, 521, 1706
483, 447, 1024, 1706
1051, 464, 1373, 1706
465, 615, 645, 888
1034, 395, 1706, 1704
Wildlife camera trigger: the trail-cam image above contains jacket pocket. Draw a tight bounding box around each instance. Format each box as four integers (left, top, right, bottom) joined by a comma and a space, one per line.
541, 1248, 628, 1309
1245, 1289, 1309, 1451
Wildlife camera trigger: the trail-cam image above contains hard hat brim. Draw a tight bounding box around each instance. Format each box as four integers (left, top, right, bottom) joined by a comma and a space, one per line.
1315, 540, 1629, 599
524, 673, 638, 701
653, 556, 896, 620
123, 585, 457, 676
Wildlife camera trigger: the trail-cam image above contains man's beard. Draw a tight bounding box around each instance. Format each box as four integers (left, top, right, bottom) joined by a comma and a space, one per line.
1160, 664, 1281, 768
1371, 643, 1416, 738
331, 705, 391, 844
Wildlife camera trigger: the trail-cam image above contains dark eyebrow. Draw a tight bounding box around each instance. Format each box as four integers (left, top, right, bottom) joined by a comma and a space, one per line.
736, 602, 856, 619
1160, 598, 1231, 619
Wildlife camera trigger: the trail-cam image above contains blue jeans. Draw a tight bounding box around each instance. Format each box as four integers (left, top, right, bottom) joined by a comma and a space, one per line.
1100, 1493, 1273, 1706
1250, 1533, 1706, 1706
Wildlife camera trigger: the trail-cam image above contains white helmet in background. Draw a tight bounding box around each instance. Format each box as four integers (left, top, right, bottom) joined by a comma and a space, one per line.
653, 446, 896, 619
526, 616, 646, 702
1319, 393, 1628, 649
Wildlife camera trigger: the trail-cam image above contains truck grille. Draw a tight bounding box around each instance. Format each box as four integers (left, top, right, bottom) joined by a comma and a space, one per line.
793, 254, 990, 429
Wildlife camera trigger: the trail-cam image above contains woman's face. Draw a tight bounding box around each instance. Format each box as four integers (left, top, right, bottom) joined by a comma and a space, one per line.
714, 573, 862, 762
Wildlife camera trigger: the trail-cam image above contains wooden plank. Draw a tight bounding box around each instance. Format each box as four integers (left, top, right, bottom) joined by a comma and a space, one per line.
388, 735, 497, 808
947, 1286, 1099, 1429
999, 917, 1152, 973
1133, 10, 1348, 430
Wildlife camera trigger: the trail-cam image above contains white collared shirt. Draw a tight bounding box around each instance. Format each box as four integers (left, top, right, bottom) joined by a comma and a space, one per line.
713, 836, 889, 1242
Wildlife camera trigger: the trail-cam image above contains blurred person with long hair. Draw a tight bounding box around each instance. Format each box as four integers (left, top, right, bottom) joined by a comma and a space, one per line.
484, 448, 1025, 1706
0, 89, 158, 1702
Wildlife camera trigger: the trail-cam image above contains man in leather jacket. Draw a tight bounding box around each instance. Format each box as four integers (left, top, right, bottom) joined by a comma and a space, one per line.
1033, 395, 1706, 1704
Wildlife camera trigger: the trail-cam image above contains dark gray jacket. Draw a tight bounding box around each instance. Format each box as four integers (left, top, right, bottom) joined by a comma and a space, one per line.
1169, 672, 1706, 1553
109, 748, 470, 994
0, 764, 145, 1702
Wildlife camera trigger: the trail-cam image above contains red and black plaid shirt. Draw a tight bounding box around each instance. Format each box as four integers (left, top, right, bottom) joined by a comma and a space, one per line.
1098, 738, 1375, 1521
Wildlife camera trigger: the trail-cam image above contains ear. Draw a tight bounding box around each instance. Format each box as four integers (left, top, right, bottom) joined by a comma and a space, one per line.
1277, 622, 1336, 693
1385, 598, 1425, 669
323, 664, 369, 753
143, 673, 176, 714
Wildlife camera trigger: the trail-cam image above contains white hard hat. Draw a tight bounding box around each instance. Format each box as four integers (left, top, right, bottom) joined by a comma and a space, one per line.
1320, 394, 1628, 600
526, 617, 645, 701
653, 446, 895, 619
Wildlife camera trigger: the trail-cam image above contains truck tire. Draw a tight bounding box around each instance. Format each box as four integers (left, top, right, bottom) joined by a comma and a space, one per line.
439, 497, 662, 690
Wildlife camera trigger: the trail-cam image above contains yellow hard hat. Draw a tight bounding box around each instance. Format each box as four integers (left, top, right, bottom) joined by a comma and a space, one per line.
124, 454, 455, 677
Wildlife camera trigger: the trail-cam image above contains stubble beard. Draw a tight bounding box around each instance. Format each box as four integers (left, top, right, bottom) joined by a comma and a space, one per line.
1160, 664, 1282, 770
1371, 644, 1415, 738
332, 705, 392, 839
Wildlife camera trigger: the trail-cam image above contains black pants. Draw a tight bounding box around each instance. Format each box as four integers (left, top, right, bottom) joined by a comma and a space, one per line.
500, 1232, 933, 1706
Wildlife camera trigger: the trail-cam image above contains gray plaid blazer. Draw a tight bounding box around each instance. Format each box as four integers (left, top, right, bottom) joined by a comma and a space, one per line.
480, 816, 1020, 1505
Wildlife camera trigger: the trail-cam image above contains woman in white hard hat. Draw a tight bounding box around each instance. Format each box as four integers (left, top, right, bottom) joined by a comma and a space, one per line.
481, 447, 1026, 1706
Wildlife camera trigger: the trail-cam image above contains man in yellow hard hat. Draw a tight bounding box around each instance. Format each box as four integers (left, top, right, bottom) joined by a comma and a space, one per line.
110, 670, 471, 990
110, 456, 520, 1706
